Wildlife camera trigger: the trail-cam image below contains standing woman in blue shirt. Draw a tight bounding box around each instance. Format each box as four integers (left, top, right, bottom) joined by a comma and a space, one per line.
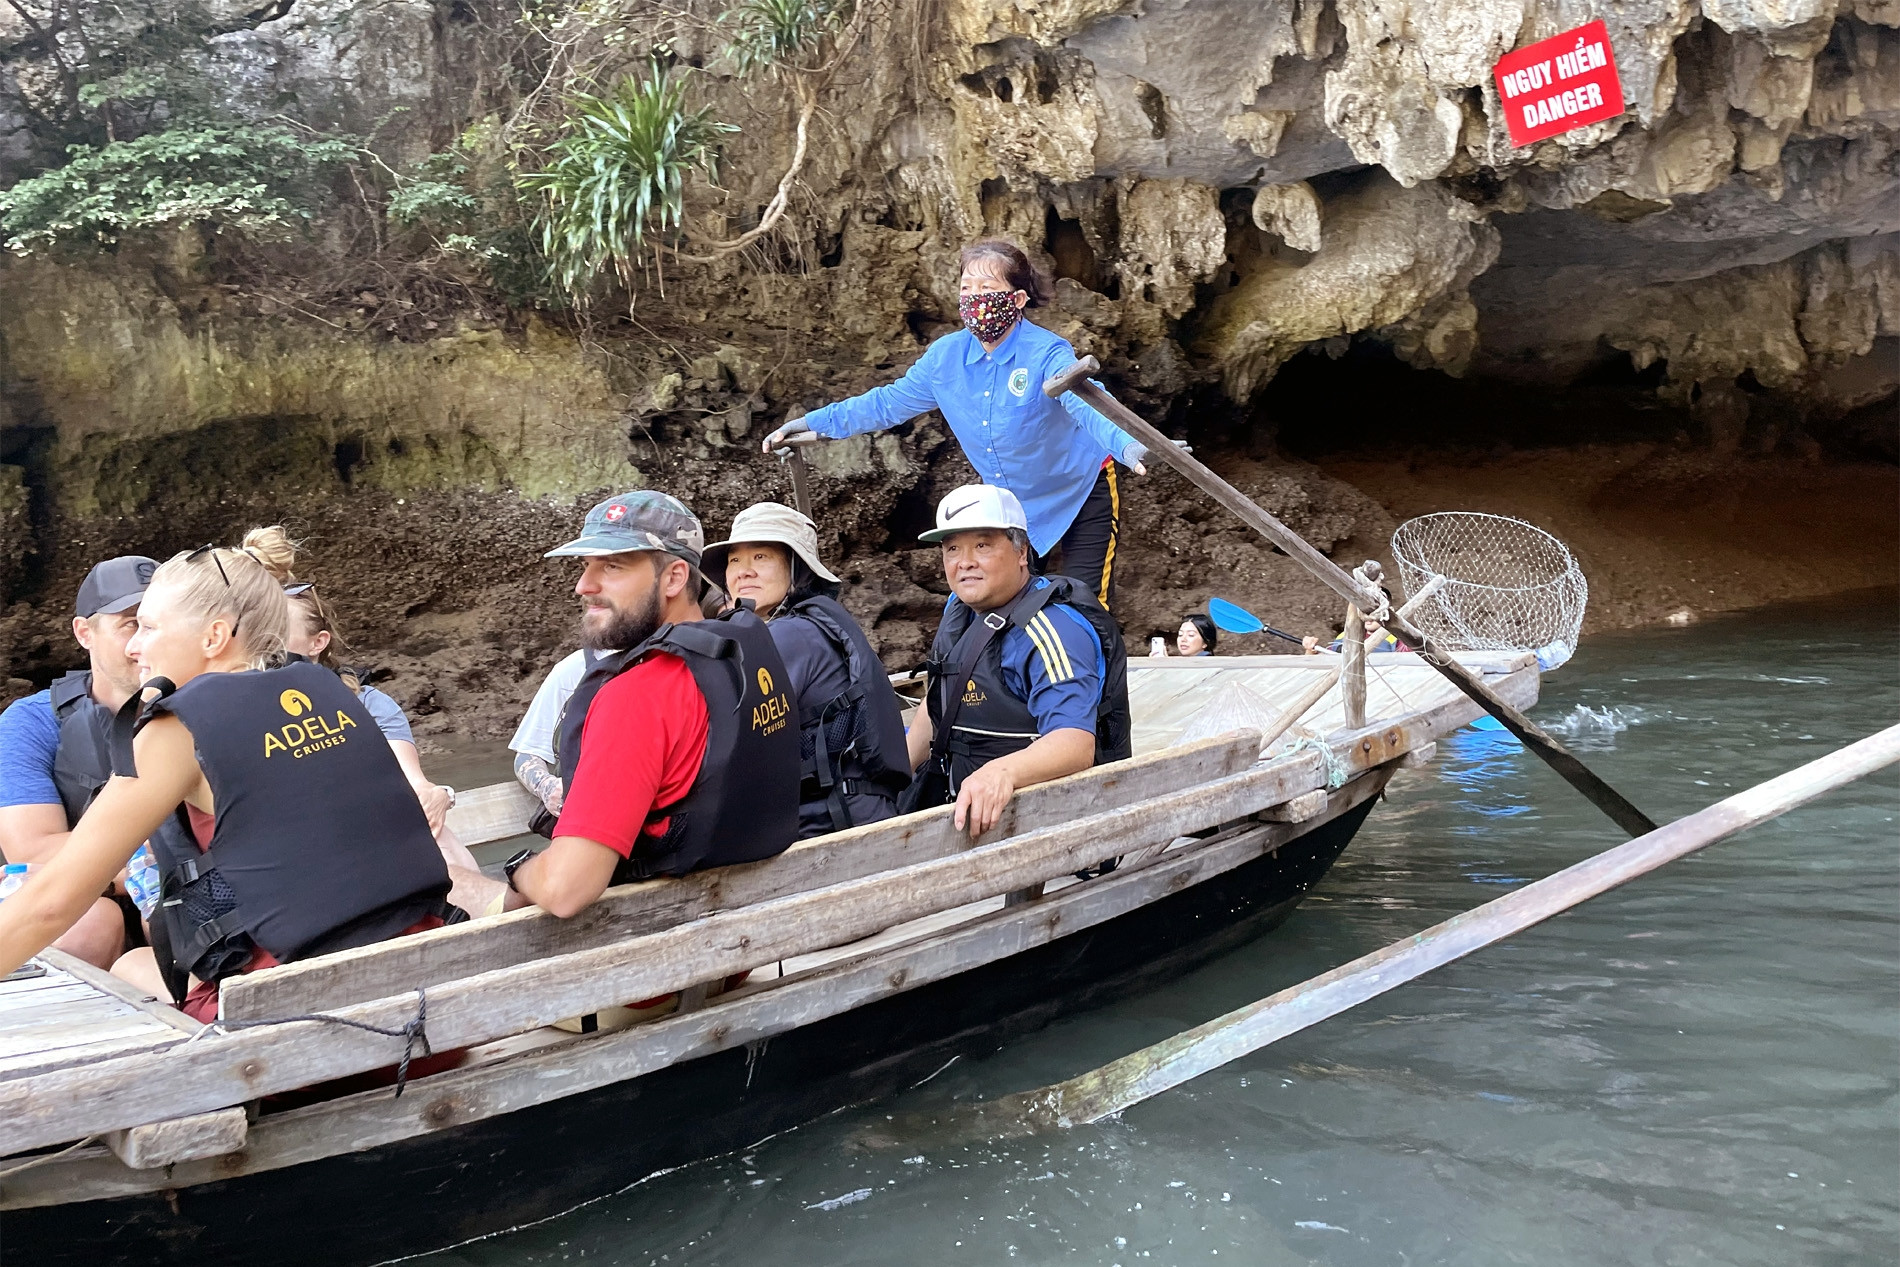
762, 238, 1150, 609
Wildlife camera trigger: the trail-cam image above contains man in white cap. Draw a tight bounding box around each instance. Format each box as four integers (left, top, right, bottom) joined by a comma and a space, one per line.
703, 503, 911, 837
0, 555, 158, 966
906, 485, 1131, 836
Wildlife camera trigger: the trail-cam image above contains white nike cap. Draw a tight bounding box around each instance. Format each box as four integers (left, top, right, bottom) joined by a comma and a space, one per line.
919, 483, 1029, 544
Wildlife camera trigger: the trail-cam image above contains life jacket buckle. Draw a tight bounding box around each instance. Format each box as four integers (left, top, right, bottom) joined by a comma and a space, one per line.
982, 612, 1008, 631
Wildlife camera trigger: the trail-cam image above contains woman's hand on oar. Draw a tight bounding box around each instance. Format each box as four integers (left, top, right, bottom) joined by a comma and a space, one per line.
762, 416, 815, 454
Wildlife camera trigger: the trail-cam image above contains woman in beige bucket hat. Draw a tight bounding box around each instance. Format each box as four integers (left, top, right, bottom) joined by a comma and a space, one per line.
703, 504, 913, 838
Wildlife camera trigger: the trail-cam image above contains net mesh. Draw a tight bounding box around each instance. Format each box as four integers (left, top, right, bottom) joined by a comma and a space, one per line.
1391, 512, 1587, 669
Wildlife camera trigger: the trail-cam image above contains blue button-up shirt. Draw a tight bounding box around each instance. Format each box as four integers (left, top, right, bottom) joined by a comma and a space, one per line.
802, 320, 1138, 556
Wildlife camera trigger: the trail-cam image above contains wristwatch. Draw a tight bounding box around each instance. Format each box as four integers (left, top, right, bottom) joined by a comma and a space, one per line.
503, 848, 536, 892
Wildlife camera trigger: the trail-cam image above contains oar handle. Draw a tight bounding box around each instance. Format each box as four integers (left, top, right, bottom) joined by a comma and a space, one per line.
1045, 356, 1657, 837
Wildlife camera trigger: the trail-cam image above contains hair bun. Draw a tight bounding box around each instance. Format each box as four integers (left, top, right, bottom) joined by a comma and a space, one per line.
239, 525, 300, 582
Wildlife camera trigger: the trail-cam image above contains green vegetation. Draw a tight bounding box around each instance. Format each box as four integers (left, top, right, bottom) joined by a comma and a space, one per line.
0, 126, 357, 252
725, 0, 855, 77
518, 62, 733, 301
0, 0, 872, 312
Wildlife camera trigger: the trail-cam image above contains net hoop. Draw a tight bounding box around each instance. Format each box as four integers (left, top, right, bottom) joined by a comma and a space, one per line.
1391, 512, 1587, 669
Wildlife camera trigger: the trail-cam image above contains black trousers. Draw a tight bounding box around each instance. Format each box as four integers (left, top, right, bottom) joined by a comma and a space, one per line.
1034, 463, 1121, 611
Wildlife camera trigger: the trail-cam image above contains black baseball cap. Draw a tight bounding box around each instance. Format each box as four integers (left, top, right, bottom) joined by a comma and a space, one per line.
75, 556, 157, 618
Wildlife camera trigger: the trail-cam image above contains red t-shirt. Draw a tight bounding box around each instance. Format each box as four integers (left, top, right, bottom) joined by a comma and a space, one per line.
553, 653, 710, 859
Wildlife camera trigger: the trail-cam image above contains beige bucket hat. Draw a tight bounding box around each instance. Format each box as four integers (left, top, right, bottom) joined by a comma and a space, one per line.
701, 502, 841, 583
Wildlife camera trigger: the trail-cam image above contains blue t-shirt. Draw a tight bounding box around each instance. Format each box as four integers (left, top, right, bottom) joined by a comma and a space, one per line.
358, 685, 414, 745
803, 320, 1138, 555
0, 691, 60, 809
945, 577, 1106, 736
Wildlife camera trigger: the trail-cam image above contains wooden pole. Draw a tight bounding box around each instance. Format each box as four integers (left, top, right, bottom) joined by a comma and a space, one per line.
1044, 356, 1657, 838
774, 432, 818, 517
971, 723, 1900, 1131
1340, 603, 1367, 730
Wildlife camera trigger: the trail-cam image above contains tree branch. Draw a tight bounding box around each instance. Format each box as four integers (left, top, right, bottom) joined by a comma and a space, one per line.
672, 84, 813, 263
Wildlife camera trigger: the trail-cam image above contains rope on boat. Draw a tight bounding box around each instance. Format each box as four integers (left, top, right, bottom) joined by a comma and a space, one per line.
0, 1134, 100, 1181
1282, 735, 1350, 789
210, 987, 433, 1098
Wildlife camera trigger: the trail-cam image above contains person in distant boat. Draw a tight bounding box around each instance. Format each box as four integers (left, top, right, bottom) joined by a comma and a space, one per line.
1303, 590, 1411, 654
702, 503, 910, 838
761, 238, 1150, 610
483, 492, 801, 919
241, 527, 484, 900
1176, 614, 1218, 657
905, 485, 1131, 836
0, 556, 158, 968
0, 541, 457, 1021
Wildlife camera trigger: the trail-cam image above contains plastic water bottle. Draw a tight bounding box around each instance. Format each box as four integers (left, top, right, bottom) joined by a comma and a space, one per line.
125, 844, 161, 918
0, 863, 30, 902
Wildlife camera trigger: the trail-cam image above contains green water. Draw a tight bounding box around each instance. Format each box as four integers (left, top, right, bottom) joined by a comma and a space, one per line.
429, 592, 1899, 1267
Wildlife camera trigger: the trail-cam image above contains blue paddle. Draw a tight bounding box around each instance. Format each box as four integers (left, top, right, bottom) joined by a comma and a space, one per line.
1207, 598, 1306, 647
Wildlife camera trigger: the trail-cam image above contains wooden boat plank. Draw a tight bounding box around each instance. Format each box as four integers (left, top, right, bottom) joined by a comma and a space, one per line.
0, 955, 190, 1078
222, 733, 1263, 1024
36, 950, 200, 1036
0, 746, 1332, 1153
446, 783, 541, 848
0, 663, 1536, 1162
1123, 650, 1524, 754
0, 771, 1391, 1207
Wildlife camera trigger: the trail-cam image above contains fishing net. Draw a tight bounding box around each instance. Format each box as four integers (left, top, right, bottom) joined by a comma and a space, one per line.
1390, 512, 1587, 670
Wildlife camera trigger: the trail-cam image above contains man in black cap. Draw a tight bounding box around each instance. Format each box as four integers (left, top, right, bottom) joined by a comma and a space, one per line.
478, 492, 802, 921
0, 556, 157, 967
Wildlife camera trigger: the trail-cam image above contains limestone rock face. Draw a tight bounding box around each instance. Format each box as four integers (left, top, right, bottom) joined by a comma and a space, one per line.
1197, 175, 1500, 397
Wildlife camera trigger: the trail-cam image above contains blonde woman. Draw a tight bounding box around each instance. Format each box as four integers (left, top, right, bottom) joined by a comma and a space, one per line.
0, 540, 456, 1021
242, 528, 478, 876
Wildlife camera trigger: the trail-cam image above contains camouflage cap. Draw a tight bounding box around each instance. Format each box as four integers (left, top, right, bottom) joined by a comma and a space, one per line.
544, 490, 705, 564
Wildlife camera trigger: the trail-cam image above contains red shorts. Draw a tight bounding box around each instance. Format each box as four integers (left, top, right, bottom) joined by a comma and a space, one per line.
180, 916, 446, 1024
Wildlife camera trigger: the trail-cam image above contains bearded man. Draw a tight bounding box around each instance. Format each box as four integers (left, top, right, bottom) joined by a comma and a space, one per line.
493, 492, 801, 918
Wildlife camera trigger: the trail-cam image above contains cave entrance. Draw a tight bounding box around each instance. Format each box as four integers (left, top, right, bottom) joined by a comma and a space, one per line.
1253, 340, 1686, 461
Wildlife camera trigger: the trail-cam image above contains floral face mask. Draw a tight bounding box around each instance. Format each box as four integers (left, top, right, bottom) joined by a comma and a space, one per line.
958, 289, 1022, 343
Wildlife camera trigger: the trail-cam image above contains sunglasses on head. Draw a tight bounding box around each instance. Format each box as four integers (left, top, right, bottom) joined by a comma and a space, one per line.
187, 543, 231, 587
185, 544, 241, 639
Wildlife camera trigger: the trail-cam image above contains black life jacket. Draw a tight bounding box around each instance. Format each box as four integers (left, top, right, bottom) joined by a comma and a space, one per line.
922, 576, 1131, 795
117, 661, 449, 985
49, 670, 114, 828
777, 595, 911, 835
547, 607, 800, 879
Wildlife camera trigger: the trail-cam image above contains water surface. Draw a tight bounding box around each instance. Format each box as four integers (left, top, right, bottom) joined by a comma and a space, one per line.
429, 592, 1899, 1266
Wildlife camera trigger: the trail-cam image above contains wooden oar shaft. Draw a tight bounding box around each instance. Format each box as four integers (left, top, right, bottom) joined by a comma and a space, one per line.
786, 447, 814, 517
1044, 356, 1656, 838
1011, 722, 1900, 1128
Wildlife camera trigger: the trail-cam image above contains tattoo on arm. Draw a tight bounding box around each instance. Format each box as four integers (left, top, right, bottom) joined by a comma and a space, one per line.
514, 752, 564, 814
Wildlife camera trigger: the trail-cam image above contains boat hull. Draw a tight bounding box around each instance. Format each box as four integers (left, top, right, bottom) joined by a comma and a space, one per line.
5, 797, 1378, 1266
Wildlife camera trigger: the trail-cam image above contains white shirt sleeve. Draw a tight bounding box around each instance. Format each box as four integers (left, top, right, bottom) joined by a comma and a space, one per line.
507, 649, 591, 762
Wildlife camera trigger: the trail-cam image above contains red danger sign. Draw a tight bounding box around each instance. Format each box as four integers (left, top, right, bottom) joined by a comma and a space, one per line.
1493, 20, 1625, 147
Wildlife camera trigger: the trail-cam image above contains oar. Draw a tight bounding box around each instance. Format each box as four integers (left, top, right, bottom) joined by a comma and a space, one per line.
858, 723, 1900, 1146
1045, 357, 1656, 838
771, 429, 819, 517
1206, 597, 1305, 647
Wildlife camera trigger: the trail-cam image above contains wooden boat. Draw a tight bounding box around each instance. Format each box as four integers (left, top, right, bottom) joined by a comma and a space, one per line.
0, 651, 1539, 1266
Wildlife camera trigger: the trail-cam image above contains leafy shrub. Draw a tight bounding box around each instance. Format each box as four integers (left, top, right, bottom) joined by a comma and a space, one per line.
517, 60, 734, 303
724, 0, 854, 77
387, 152, 483, 228
0, 125, 358, 253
